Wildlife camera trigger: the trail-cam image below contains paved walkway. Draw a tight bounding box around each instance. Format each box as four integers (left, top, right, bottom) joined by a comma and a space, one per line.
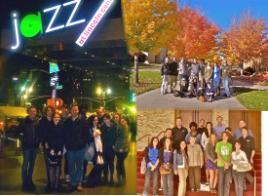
137, 88, 245, 110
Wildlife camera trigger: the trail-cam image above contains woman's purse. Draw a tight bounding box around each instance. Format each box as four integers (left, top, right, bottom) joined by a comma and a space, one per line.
159, 163, 172, 175
84, 143, 95, 161
236, 162, 253, 172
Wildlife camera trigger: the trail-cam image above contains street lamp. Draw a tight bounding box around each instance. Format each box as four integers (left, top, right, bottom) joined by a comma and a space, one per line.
95, 87, 112, 107
20, 85, 26, 92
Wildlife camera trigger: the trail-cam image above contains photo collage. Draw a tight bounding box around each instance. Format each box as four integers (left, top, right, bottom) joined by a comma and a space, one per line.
0, 0, 267, 195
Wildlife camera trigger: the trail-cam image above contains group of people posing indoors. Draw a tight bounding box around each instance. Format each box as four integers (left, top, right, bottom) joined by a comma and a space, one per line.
160, 57, 231, 102
142, 116, 255, 196
16, 104, 130, 193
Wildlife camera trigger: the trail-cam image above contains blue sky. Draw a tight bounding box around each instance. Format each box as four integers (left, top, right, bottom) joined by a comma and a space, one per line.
180, 0, 268, 30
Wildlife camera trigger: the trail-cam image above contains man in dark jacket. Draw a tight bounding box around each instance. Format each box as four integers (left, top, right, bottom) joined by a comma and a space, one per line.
18, 106, 39, 192
64, 103, 91, 192
38, 106, 54, 191
172, 117, 188, 147
168, 57, 178, 92
101, 113, 117, 185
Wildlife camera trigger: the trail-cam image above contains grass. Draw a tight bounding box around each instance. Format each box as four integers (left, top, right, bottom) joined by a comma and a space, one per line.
130, 71, 161, 95
234, 87, 268, 110
131, 70, 268, 110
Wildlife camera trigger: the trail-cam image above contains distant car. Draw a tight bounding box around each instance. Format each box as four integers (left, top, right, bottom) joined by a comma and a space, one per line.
4, 116, 24, 138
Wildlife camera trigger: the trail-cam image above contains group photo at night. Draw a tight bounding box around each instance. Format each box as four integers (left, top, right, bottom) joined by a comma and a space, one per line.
0, 0, 136, 194
137, 109, 261, 196
124, 0, 268, 110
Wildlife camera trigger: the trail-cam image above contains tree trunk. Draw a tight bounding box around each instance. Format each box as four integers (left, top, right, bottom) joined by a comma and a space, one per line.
134, 55, 139, 85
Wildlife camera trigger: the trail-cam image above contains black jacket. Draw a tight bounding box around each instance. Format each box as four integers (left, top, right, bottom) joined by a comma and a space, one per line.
172, 126, 188, 145
46, 123, 64, 152
63, 116, 91, 151
101, 123, 117, 154
169, 61, 178, 76
38, 117, 53, 147
18, 116, 39, 149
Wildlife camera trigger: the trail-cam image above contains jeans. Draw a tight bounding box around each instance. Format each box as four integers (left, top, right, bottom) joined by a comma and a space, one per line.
218, 167, 231, 196
213, 79, 220, 94
67, 148, 85, 186
44, 151, 50, 186
222, 78, 230, 97
161, 75, 169, 95
233, 170, 245, 196
48, 165, 61, 190
188, 166, 201, 190
22, 148, 37, 186
103, 151, 115, 183
177, 168, 188, 196
143, 168, 158, 195
162, 173, 173, 196
115, 151, 128, 184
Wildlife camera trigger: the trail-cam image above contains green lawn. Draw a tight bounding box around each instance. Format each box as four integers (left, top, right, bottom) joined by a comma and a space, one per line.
235, 88, 268, 110
130, 71, 161, 95
131, 71, 268, 110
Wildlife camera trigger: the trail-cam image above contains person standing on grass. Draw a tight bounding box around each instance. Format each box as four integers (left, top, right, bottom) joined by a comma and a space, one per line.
221, 60, 231, 97
169, 57, 178, 93
46, 112, 64, 192
238, 127, 255, 191
173, 140, 188, 196
232, 140, 250, 196
101, 113, 117, 186
160, 56, 170, 95
205, 133, 218, 193
64, 103, 91, 192
38, 106, 54, 191
216, 131, 232, 196
114, 118, 130, 186
18, 106, 39, 192
159, 138, 174, 196
143, 137, 160, 196
187, 136, 203, 192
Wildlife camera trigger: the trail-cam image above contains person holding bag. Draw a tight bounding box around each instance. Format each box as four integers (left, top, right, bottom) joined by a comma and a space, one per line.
159, 138, 173, 196
173, 140, 188, 196
143, 137, 160, 196
46, 112, 64, 192
232, 140, 252, 196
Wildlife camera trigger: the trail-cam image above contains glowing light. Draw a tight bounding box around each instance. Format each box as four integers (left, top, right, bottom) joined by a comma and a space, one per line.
96, 87, 102, 95
10, 12, 21, 50
43, 5, 64, 33
23, 94, 28, 99
76, 0, 114, 47
20, 86, 26, 92
28, 86, 33, 93
107, 88, 112, 95
20, 12, 43, 38
63, 0, 85, 27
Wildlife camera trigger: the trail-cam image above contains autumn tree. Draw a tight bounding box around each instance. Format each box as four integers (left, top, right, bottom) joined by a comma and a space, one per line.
168, 6, 220, 60
221, 12, 268, 68
122, 0, 178, 85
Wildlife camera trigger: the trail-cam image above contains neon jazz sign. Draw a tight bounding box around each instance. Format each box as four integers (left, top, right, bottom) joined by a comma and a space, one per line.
10, 0, 114, 50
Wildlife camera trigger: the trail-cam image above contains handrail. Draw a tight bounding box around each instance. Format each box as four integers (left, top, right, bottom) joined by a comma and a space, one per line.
253, 169, 256, 196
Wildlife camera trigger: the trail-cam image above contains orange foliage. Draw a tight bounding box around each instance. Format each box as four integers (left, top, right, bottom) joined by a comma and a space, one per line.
168, 7, 220, 59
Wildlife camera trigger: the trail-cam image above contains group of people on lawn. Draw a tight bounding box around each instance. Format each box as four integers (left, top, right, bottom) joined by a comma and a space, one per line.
161, 57, 232, 102
142, 116, 255, 196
